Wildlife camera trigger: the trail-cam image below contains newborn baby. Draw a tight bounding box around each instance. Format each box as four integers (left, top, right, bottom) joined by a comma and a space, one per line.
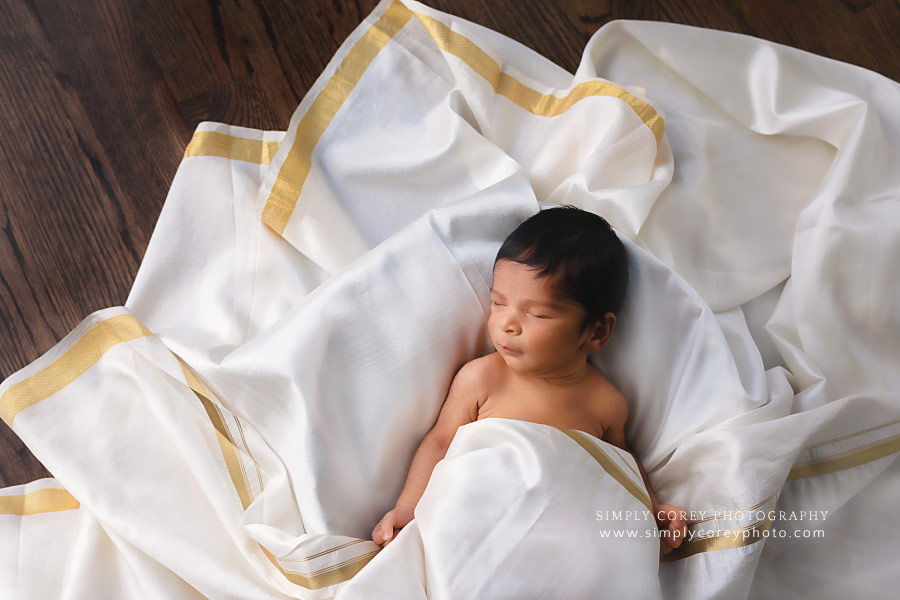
372, 205, 687, 555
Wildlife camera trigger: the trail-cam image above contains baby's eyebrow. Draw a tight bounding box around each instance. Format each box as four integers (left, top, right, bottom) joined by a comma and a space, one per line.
490, 289, 564, 310
533, 300, 566, 310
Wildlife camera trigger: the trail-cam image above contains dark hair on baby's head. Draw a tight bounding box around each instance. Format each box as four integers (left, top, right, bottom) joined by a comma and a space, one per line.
493, 205, 629, 334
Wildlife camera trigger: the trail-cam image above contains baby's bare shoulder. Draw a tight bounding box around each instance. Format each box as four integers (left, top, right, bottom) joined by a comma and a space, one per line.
589, 374, 628, 428
452, 353, 499, 406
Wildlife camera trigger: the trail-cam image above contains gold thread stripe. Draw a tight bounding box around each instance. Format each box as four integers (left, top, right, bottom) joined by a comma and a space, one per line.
788, 433, 900, 481
260, 0, 665, 236
804, 417, 900, 451
661, 514, 774, 562
234, 416, 264, 492
176, 357, 375, 589
687, 490, 778, 526
221, 407, 254, 502
411, 11, 665, 145
278, 539, 367, 563
0, 488, 80, 516
196, 389, 256, 510
619, 449, 642, 482
285, 550, 380, 578
261, 0, 413, 234
665, 432, 900, 560
183, 131, 281, 165
0, 313, 153, 426
561, 429, 652, 511
176, 358, 255, 510
261, 545, 377, 591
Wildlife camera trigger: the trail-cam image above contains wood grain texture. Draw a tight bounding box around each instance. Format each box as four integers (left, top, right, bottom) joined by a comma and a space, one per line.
1, 0, 898, 487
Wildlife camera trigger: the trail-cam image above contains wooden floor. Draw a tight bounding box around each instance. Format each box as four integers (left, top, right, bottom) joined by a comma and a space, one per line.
1, 0, 898, 487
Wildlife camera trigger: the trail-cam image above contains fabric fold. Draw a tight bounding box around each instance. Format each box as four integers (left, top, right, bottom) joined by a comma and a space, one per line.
2, 0, 899, 597
339, 418, 661, 600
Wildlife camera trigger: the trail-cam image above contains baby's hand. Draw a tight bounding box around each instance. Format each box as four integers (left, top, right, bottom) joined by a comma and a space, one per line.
372, 505, 415, 548
654, 503, 688, 555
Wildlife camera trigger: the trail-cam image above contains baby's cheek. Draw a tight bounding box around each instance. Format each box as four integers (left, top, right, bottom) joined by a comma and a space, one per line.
530, 329, 555, 348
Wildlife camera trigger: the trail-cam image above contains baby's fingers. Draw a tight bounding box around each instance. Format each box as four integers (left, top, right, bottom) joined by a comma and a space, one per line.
381, 524, 395, 544
372, 519, 392, 546
664, 521, 687, 550
659, 532, 680, 555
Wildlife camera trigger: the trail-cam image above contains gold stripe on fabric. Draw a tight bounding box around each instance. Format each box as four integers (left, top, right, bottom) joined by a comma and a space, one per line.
804, 417, 900, 451
290, 549, 380, 579
197, 389, 255, 510
176, 359, 255, 510
260, 0, 664, 237
686, 490, 778, 526
788, 433, 900, 481
411, 11, 665, 145
234, 416, 264, 492
261, 0, 413, 234
176, 358, 374, 590
261, 545, 378, 591
666, 430, 900, 560
184, 131, 281, 165
661, 514, 774, 562
278, 539, 367, 563
561, 429, 652, 511
0, 488, 80, 516
0, 313, 153, 426
620, 450, 642, 483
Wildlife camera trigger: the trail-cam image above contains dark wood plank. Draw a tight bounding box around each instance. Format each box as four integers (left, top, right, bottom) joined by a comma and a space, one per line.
1, 0, 898, 487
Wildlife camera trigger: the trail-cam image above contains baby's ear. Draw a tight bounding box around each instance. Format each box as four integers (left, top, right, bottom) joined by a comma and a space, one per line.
592, 313, 616, 350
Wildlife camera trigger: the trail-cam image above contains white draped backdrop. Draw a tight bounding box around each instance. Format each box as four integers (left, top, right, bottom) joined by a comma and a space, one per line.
1, 0, 898, 598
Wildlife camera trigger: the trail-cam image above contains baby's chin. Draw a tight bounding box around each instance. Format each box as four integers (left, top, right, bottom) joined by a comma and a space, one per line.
494, 348, 529, 372
493, 342, 523, 360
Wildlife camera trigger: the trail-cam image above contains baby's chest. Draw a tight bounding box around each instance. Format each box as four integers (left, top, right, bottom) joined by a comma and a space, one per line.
476, 392, 603, 438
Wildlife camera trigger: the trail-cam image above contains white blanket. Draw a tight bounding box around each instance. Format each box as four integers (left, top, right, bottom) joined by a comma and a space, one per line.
339, 418, 661, 599
2, 0, 899, 597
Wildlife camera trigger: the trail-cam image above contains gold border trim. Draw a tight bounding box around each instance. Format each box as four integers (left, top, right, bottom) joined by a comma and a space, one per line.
260, 0, 665, 236
686, 490, 777, 526
661, 514, 774, 562
788, 432, 900, 480
561, 429, 652, 511
411, 11, 664, 144
0, 487, 80, 516
175, 357, 375, 590
261, 0, 413, 235
0, 313, 153, 426
178, 358, 258, 511
184, 131, 280, 165
260, 546, 377, 590
662, 422, 900, 561
804, 417, 900, 450
278, 539, 367, 563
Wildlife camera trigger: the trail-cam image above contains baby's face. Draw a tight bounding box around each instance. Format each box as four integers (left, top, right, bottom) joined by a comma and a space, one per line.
488, 259, 596, 377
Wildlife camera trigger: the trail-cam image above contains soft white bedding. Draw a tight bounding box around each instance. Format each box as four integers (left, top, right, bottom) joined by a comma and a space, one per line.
1, 0, 898, 597
339, 418, 662, 599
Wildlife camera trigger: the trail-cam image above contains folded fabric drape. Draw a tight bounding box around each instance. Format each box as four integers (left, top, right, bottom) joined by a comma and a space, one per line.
2, 0, 898, 598
339, 419, 662, 599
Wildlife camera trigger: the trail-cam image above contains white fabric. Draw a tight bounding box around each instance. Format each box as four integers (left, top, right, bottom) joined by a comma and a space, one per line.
2, 0, 899, 597
339, 419, 662, 599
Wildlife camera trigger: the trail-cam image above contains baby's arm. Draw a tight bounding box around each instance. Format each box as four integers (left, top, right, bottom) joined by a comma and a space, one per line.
600, 393, 688, 555
371, 359, 484, 548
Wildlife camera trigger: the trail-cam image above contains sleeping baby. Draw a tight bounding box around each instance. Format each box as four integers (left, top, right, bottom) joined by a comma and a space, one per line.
372, 205, 687, 556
